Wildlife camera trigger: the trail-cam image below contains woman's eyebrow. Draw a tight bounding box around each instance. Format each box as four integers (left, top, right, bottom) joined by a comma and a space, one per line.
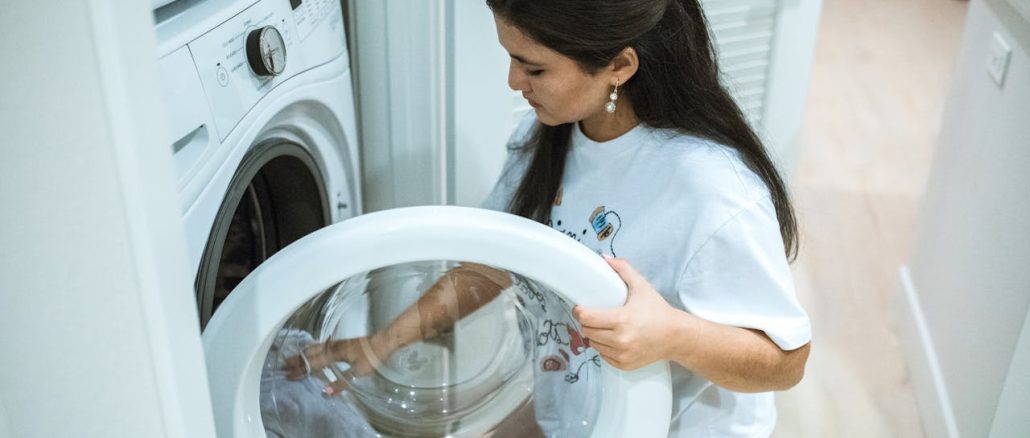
510, 54, 544, 66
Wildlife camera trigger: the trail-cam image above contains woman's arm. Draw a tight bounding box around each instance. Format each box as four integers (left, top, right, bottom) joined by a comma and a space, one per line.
370, 262, 512, 353
574, 256, 810, 392
666, 313, 809, 392
284, 262, 511, 380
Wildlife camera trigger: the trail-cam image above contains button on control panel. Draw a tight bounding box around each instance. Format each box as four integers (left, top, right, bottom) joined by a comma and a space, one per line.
216, 66, 229, 86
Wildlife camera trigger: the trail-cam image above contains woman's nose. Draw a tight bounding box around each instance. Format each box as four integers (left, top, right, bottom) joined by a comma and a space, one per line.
507, 62, 529, 92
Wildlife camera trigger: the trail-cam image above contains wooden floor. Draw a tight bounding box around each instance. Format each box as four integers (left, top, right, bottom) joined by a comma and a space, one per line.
772, 0, 968, 436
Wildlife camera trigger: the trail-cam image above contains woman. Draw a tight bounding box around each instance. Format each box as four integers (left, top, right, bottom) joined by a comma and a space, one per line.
288, 0, 811, 435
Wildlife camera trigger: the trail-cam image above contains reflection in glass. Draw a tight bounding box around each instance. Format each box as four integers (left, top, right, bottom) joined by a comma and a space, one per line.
260, 260, 604, 437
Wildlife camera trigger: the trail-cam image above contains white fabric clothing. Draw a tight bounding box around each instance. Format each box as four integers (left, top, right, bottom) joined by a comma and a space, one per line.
482, 113, 811, 437
259, 330, 378, 438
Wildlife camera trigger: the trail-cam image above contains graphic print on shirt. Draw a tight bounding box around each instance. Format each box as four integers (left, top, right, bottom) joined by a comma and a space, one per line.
547, 218, 585, 243
510, 276, 602, 438
546, 207, 624, 256
511, 276, 600, 385
588, 205, 622, 256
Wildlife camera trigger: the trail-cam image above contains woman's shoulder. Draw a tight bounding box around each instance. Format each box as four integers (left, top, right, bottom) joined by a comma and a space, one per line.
642, 127, 772, 207
638, 129, 783, 257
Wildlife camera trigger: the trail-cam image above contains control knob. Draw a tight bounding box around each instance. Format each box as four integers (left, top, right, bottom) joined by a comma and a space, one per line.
246, 26, 287, 77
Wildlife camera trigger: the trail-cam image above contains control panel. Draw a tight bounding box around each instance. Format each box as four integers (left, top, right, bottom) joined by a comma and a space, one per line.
187, 0, 346, 141
291, 0, 339, 42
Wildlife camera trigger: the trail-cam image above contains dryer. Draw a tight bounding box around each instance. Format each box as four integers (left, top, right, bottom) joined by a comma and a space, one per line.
154, 0, 360, 328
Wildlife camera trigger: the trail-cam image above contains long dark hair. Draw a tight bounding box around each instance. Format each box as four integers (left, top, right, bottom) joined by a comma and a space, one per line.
487, 0, 798, 260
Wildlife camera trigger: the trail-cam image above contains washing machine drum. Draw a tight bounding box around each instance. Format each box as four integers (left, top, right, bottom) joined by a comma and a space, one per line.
203, 206, 671, 437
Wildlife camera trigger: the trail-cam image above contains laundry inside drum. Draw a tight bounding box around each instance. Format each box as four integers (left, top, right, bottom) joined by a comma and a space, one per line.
259, 260, 605, 437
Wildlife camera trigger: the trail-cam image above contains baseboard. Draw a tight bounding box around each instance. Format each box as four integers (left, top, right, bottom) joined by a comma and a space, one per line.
893, 266, 961, 438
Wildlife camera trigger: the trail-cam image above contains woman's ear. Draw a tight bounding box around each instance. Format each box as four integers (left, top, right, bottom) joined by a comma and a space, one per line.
609, 47, 639, 84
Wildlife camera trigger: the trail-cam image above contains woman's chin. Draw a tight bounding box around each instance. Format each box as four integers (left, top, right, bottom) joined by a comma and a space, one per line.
533, 109, 564, 127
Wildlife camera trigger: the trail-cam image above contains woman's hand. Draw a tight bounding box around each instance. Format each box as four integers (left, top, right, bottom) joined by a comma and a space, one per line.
572, 256, 699, 371
282, 335, 395, 394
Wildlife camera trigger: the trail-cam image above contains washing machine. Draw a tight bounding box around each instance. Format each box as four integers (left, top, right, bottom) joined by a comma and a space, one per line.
153, 0, 671, 436
153, 0, 360, 329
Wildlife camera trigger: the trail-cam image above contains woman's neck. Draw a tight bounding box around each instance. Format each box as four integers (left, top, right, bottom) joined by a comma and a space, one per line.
578, 102, 640, 143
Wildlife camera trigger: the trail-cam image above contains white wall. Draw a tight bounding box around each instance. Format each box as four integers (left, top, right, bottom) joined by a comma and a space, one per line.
349, 0, 512, 210
897, 0, 1030, 436
0, 1, 214, 437
762, 0, 823, 176
451, 1, 516, 207
349, 0, 449, 211
990, 306, 1030, 436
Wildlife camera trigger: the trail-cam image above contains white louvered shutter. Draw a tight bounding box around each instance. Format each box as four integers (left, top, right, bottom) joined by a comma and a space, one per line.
702, 0, 778, 132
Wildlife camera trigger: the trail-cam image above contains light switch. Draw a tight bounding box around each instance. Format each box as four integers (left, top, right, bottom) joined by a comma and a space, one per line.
987, 32, 1012, 86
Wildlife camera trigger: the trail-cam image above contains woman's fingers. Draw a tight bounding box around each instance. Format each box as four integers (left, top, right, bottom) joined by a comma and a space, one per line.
283, 355, 315, 380
589, 342, 629, 370
580, 326, 618, 347
282, 354, 307, 380
302, 344, 332, 370
589, 340, 616, 358
282, 341, 337, 380
572, 305, 621, 329
604, 256, 648, 291
593, 341, 644, 370
321, 373, 352, 397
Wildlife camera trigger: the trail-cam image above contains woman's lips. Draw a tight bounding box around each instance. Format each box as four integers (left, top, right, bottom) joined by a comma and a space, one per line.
526, 97, 540, 108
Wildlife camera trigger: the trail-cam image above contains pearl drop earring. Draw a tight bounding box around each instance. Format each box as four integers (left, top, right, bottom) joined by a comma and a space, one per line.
605, 82, 619, 114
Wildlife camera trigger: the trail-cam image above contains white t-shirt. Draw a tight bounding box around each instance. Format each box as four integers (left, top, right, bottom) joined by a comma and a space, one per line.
482, 114, 811, 437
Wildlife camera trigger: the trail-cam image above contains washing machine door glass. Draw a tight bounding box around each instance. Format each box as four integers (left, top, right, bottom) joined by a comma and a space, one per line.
202, 206, 672, 438
263, 260, 602, 437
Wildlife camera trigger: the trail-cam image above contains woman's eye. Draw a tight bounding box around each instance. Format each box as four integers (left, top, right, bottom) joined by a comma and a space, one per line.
527, 69, 544, 77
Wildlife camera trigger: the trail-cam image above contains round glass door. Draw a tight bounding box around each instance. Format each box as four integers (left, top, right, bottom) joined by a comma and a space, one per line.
260, 260, 604, 437
201, 206, 671, 438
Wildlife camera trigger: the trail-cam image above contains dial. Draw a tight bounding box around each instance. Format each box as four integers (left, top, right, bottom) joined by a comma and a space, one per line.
246, 26, 287, 77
